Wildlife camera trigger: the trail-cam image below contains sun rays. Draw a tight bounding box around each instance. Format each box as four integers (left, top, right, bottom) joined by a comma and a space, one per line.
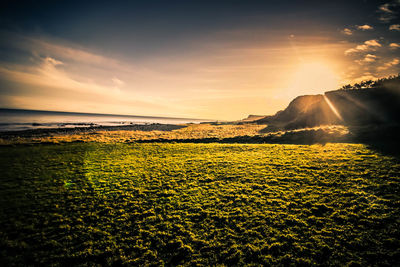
323, 95, 343, 121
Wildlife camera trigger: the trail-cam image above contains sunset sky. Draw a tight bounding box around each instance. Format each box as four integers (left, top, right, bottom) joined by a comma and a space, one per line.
0, 0, 399, 120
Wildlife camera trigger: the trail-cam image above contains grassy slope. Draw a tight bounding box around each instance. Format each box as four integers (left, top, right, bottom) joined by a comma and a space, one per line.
1, 143, 399, 265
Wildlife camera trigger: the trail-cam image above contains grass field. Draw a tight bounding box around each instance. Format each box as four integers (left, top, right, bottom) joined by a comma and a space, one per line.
0, 124, 267, 145
1, 143, 399, 265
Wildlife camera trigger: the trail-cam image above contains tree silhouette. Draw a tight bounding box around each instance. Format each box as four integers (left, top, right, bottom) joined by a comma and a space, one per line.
339, 74, 400, 91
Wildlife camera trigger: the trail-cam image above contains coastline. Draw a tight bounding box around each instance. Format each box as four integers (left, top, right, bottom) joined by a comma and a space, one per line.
2, 122, 399, 160
0, 123, 187, 138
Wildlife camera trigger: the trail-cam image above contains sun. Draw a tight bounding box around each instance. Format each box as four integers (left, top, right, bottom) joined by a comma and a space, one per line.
287, 61, 340, 97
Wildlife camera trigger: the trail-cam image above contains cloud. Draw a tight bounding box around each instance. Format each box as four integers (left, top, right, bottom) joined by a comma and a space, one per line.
344, 48, 358, 55
353, 73, 378, 83
364, 39, 381, 47
355, 44, 370, 51
356, 24, 374, 30
377, 58, 400, 70
344, 39, 381, 55
389, 43, 400, 49
378, 1, 400, 22
355, 54, 377, 65
389, 24, 400, 30
112, 77, 125, 87
341, 28, 353, 35
0, 57, 117, 97
45, 57, 63, 66
389, 58, 399, 66
0, 32, 143, 74
341, 25, 373, 35
379, 3, 394, 13
0, 29, 365, 119
30, 38, 116, 66
0, 57, 156, 106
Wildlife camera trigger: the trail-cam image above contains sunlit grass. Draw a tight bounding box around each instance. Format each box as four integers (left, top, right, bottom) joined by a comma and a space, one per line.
0, 143, 399, 265
0, 123, 266, 144
0, 123, 350, 145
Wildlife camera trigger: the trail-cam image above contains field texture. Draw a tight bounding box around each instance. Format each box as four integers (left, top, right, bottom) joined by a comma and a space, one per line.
0, 124, 267, 145
0, 143, 399, 266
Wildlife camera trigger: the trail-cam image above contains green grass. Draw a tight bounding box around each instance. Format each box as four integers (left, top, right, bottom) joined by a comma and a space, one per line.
0, 143, 399, 266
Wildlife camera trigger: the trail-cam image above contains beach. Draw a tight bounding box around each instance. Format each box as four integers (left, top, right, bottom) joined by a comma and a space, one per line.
0, 108, 209, 132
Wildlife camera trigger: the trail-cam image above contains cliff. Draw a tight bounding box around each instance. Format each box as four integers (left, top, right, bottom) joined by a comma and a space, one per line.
256, 76, 400, 130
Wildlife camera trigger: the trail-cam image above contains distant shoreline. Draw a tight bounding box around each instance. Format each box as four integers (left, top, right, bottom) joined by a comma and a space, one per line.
0, 108, 213, 132
0, 123, 188, 138
0, 108, 210, 122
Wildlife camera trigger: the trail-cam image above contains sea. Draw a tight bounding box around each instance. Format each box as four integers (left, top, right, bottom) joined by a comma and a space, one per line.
0, 108, 209, 132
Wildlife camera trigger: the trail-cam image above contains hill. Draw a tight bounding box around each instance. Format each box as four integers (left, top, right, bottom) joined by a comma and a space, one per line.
256, 75, 400, 131
239, 115, 267, 122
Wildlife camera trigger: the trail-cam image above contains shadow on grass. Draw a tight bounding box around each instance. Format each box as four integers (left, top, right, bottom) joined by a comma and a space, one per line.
134, 127, 352, 145
0, 144, 103, 266
134, 124, 400, 159
348, 124, 400, 159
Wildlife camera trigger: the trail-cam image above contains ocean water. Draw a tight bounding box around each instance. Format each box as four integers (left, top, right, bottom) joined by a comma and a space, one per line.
0, 109, 208, 132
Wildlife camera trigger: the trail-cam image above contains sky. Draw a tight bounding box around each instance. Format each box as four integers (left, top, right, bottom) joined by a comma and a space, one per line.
0, 0, 399, 120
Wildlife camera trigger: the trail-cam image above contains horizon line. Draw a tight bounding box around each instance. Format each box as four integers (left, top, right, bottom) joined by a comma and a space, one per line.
0, 107, 214, 122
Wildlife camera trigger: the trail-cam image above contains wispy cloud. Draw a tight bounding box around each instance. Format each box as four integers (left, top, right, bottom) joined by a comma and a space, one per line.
4, 31, 335, 119
0, 32, 151, 76
344, 39, 382, 55
356, 24, 374, 30
0, 21, 396, 119
379, 3, 394, 13
355, 54, 377, 65
29, 38, 118, 66
112, 77, 125, 87
378, 1, 400, 22
45, 57, 63, 66
389, 42, 400, 49
389, 24, 400, 30
364, 40, 382, 47
344, 48, 358, 55
0, 56, 173, 114
377, 58, 400, 71
341, 28, 353, 35
1, 57, 123, 97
